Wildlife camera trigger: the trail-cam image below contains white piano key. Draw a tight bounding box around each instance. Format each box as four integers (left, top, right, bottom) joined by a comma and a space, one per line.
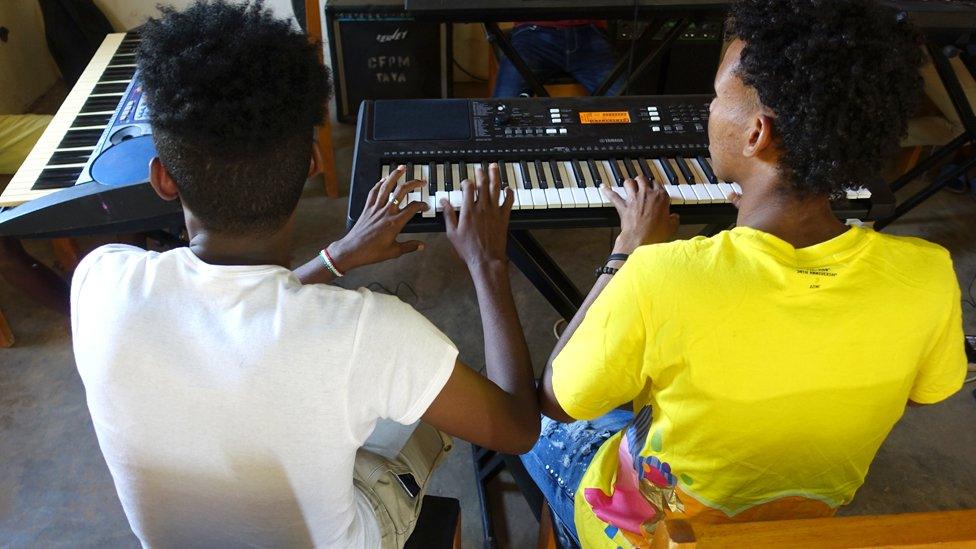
451, 163, 462, 187
560, 161, 587, 208
420, 164, 434, 218
689, 184, 712, 203
663, 185, 685, 204
731, 183, 743, 194
651, 159, 670, 186
466, 162, 477, 183
538, 161, 560, 208
449, 190, 463, 208
381, 164, 391, 181
718, 182, 737, 200
585, 186, 605, 207
856, 187, 871, 199
678, 185, 700, 203
512, 162, 535, 209
503, 162, 521, 210
703, 184, 729, 202
413, 164, 423, 182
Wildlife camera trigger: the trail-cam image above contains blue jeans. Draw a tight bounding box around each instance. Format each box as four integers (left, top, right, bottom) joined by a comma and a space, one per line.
493, 25, 624, 97
520, 409, 634, 548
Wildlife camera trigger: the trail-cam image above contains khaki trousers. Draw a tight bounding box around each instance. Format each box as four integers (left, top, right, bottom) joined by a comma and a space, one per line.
353, 423, 453, 549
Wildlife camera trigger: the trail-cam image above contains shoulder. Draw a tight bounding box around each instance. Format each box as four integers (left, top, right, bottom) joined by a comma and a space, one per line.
861, 230, 957, 292
72, 244, 154, 289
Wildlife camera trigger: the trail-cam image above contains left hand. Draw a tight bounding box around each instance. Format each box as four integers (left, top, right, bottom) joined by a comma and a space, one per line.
328, 165, 429, 272
602, 175, 679, 254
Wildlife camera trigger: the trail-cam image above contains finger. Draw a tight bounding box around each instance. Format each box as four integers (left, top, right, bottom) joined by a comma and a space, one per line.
365, 179, 382, 208
395, 239, 425, 256
442, 198, 458, 233
488, 163, 501, 207
461, 177, 476, 212
635, 175, 650, 196
601, 183, 625, 211
378, 165, 405, 205
395, 200, 429, 226
474, 165, 488, 211
623, 177, 638, 201
500, 186, 515, 225
391, 178, 426, 207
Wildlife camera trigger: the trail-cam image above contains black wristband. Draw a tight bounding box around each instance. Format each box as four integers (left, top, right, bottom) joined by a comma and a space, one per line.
607, 253, 629, 263
595, 265, 620, 277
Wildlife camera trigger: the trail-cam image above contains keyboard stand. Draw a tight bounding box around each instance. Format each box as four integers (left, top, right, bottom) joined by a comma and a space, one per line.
876, 38, 976, 230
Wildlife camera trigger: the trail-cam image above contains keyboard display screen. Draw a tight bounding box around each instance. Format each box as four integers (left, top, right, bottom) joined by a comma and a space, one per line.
579, 111, 631, 124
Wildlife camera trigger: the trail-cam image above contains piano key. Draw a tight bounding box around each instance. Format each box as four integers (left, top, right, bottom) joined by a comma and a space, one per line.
547, 160, 563, 188
585, 185, 609, 207
57, 129, 103, 149
449, 162, 461, 191
601, 161, 628, 199
48, 150, 99, 166
449, 188, 463, 208
632, 157, 653, 181
570, 160, 587, 188
458, 160, 468, 184
527, 160, 548, 208
533, 160, 548, 189
718, 182, 736, 200
675, 157, 697, 185
466, 161, 477, 183
381, 164, 391, 183
696, 155, 718, 184
663, 185, 685, 204
498, 160, 509, 187
413, 163, 423, 182
560, 161, 587, 207
678, 184, 700, 203
667, 158, 688, 184
846, 188, 858, 200
688, 183, 712, 203
657, 158, 678, 185
33, 167, 84, 190
415, 164, 430, 215
731, 182, 743, 194
704, 184, 728, 203
540, 161, 561, 208
647, 159, 667, 186
513, 161, 535, 209
857, 187, 871, 199
586, 159, 602, 186
504, 162, 521, 210
620, 158, 636, 180
607, 158, 625, 185
91, 82, 129, 95
554, 161, 577, 207
428, 162, 438, 193
404, 162, 414, 184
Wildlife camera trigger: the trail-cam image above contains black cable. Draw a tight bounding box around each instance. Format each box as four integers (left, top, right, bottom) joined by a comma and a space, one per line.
963, 269, 976, 310
452, 57, 488, 82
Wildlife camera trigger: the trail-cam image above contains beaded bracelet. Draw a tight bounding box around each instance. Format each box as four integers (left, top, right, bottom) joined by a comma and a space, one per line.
319, 247, 344, 278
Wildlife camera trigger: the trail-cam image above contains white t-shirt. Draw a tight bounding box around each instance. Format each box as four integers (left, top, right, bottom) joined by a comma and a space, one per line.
70, 245, 458, 548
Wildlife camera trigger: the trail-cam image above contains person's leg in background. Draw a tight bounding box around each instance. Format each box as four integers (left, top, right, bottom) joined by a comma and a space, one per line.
520, 408, 633, 548
492, 25, 568, 98
354, 423, 453, 548
566, 25, 625, 96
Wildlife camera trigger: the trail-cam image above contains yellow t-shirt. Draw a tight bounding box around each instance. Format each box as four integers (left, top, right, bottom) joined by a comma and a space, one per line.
552, 226, 966, 548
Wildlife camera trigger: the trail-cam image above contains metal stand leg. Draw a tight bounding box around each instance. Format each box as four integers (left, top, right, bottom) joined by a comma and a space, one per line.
875, 155, 976, 230
507, 229, 584, 321
592, 18, 665, 96
613, 19, 691, 97
484, 22, 549, 97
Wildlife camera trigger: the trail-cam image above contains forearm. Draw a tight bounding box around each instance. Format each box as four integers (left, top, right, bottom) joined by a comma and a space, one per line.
470, 260, 538, 422
293, 256, 338, 285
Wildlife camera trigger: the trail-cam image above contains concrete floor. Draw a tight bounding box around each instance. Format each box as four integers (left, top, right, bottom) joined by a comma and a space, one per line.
2, 116, 976, 547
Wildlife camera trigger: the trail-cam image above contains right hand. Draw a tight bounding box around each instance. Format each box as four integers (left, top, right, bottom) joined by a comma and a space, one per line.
602, 175, 679, 254
328, 165, 428, 272
442, 163, 514, 269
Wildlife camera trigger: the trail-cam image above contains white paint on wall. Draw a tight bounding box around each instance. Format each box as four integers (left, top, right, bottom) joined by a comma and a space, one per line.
92, 0, 296, 31
0, 2, 60, 113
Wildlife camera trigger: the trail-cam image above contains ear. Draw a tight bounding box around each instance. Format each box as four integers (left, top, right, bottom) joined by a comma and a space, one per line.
148, 157, 180, 201
742, 113, 775, 158
308, 140, 323, 178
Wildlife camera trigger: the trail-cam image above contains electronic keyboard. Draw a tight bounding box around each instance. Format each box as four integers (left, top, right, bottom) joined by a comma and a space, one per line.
348, 96, 894, 232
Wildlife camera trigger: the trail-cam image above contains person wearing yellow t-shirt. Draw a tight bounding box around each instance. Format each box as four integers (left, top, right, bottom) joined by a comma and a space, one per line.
521, 1, 969, 547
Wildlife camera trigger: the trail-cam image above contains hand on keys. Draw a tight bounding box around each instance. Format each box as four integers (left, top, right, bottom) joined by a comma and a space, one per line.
442, 163, 514, 269
328, 165, 429, 271
602, 175, 680, 254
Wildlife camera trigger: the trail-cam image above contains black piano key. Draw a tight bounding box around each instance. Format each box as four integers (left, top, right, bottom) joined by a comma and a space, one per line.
48, 150, 95, 165
635, 157, 654, 181
548, 160, 563, 188
71, 113, 112, 128
31, 167, 81, 190
621, 158, 637, 179
533, 160, 548, 189
57, 129, 103, 148
607, 158, 624, 185
675, 157, 697, 184
91, 82, 129, 95
428, 162, 437, 193
481, 161, 490, 178
696, 155, 718, 184
405, 163, 415, 186
658, 158, 678, 185
586, 159, 602, 186
518, 160, 532, 189
444, 160, 453, 191
81, 95, 121, 113
101, 66, 136, 81
498, 160, 509, 187
571, 160, 587, 188
458, 160, 468, 184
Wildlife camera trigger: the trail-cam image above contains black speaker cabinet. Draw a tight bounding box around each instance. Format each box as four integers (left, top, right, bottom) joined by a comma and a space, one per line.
325, 0, 453, 123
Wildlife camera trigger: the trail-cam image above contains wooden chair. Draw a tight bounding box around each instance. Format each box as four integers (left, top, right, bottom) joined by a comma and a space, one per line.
303, 0, 340, 198
485, 24, 590, 98
649, 509, 976, 549
404, 495, 462, 549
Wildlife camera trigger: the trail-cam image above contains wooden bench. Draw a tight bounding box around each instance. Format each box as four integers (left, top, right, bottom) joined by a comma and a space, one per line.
650, 509, 976, 548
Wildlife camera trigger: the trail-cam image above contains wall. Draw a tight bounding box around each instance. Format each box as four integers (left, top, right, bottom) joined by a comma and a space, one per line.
0, 2, 60, 113
92, 0, 296, 31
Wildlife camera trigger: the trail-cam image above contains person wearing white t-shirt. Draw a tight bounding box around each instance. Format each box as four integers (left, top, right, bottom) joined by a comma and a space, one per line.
70, 2, 539, 547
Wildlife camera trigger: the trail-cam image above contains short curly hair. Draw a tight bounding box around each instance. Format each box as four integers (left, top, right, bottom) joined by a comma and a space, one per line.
138, 0, 331, 234
726, 0, 924, 198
